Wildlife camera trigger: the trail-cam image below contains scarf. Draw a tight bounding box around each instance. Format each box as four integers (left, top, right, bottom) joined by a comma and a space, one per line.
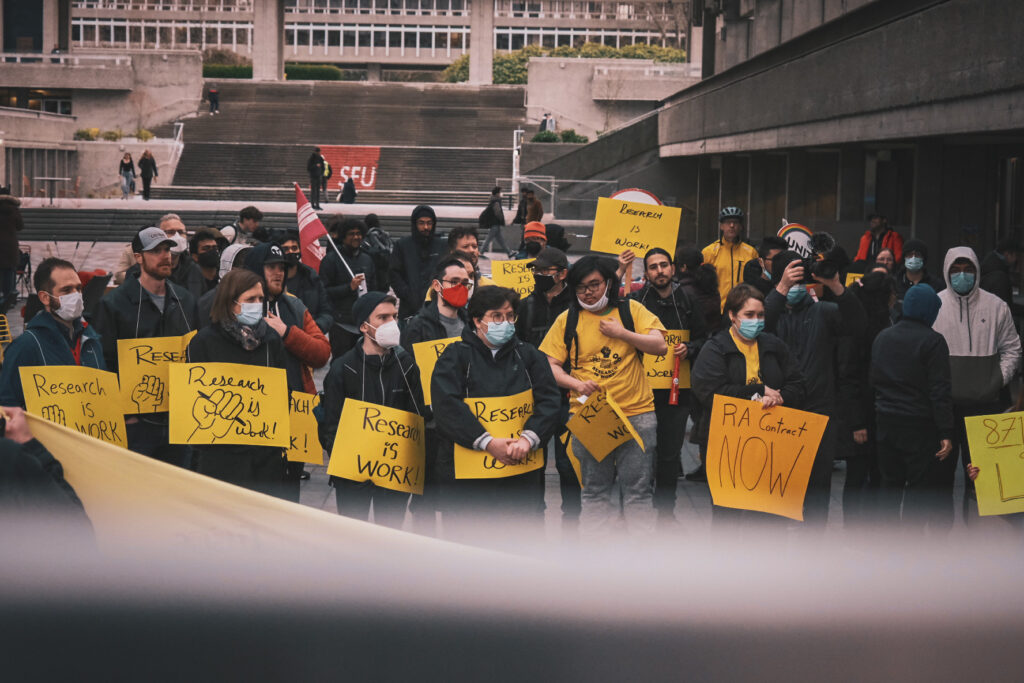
220, 317, 268, 352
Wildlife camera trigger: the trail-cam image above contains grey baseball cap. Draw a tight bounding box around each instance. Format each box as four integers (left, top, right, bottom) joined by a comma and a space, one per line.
134, 226, 176, 253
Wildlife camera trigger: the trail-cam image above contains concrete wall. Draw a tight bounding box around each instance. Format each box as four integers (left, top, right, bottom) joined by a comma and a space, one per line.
73, 139, 181, 198
1, 56, 134, 90
520, 142, 583, 173
0, 108, 77, 146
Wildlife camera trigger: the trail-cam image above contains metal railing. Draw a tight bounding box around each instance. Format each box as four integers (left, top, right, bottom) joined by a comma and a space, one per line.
0, 52, 132, 67
497, 175, 617, 217
168, 121, 186, 174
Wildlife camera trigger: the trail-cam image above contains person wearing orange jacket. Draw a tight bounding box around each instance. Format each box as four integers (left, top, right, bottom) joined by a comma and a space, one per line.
854, 214, 904, 264
701, 207, 759, 311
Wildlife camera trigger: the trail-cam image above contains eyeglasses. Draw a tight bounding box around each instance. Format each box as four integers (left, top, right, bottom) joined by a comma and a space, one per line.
574, 279, 607, 295
483, 313, 517, 324
442, 279, 472, 288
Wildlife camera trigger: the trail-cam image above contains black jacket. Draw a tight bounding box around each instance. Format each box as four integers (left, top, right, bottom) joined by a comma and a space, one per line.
764, 287, 866, 414
894, 268, 945, 300
677, 268, 723, 335
287, 263, 333, 334
629, 283, 707, 360
318, 343, 427, 453
320, 243, 377, 326
0, 437, 92, 536
515, 285, 573, 347
979, 250, 1019, 314
137, 156, 158, 179
306, 152, 323, 179
400, 300, 469, 353
182, 258, 218, 300
92, 276, 199, 373
690, 329, 806, 446
388, 228, 445, 319
870, 319, 955, 439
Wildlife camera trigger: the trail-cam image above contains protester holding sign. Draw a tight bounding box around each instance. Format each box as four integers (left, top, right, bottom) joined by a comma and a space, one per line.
540, 256, 667, 539
92, 227, 199, 468
0, 258, 105, 407
432, 286, 561, 542
320, 292, 427, 528
701, 207, 759, 310
185, 269, 291, 500
321, 217, 379, 358
629, 248, 707, 524
691, 284, 806, 524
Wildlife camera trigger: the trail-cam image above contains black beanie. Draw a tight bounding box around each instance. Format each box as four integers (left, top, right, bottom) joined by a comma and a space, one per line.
351, 291, 390, 329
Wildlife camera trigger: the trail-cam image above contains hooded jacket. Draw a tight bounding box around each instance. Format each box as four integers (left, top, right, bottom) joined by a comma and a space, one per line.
855, 227, 904, 263
894, 238, 944, 299
0, 312, 106, 407
388, 205, 445, 319
320, 239, 377, 326
701, 237, 759, 309
286, 262, 333, 334
932, 247, 1021, 404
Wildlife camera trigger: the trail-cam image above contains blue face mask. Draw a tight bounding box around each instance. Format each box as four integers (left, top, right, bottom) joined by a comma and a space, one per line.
236, 301, 263, 327
786, 284, 807, 306
737, 319, 765, 340
484, 320, 515, 346
905, 256, 924, 272
951, 271, 975, 295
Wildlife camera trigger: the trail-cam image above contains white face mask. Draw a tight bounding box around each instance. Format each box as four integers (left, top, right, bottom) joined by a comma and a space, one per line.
169, 233, 188, 254
50, 291, 84, 322
370, 320, 401, 349
578, 290, 609, 313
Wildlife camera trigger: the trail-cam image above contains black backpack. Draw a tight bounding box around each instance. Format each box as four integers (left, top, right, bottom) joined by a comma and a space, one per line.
561, 299, 639, 372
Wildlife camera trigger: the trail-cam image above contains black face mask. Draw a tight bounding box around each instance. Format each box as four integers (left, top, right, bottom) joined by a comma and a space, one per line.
533, 273, 556, 294
284, 252, 301, 266
197, 250, 220, 268
524, 241, 543, 257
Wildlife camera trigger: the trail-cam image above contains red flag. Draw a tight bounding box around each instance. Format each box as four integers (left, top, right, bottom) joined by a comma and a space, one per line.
295, 182, 328, 272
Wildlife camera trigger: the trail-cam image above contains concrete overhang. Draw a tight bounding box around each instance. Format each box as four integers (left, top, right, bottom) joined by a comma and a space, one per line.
1, 57, 134, 91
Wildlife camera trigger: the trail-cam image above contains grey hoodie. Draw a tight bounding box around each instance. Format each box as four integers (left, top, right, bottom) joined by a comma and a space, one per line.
932, 246, 1021, 404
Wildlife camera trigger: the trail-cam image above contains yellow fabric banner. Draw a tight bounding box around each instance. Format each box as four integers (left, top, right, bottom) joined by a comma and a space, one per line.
454, 389, 544, 479
287, 391, 324, 465
412, 336, 459, 406
20, 365, 128, 448
964, 412, 1024, 516
489, 258, 536, 299
566, 389, 644, 463
168, 362, 289, 447
326, 398, 426, 494
117, 331, 196, 414
643, 330, 691, 390
706, 394, 829, 521
845, 272, 864, 287
590, 197, 681, 258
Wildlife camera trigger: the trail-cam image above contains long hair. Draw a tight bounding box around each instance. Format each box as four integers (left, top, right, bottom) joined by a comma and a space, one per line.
210, 269, 263, 324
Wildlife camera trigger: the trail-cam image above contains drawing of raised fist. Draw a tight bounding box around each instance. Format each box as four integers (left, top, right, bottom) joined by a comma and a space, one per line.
40, 404, 66, 426
130, 374, 166, 412
190, 389, 244, 440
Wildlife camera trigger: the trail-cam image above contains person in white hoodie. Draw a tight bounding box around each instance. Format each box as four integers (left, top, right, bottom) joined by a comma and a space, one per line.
932, 246, 1022, 526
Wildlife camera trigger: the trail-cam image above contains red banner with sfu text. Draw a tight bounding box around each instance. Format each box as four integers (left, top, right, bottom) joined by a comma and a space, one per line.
320, 145, 380, 191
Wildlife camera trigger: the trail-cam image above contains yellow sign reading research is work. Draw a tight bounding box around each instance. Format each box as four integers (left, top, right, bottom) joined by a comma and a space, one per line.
706, 394, 829, 521
490, 258, 536, 299
117, 331, 195, 414
168, 362, 289, 447
566, 389, 644, 463
454, 389, 544, 479
964, 412, 1024, 516
288, 391, 323, 465
590, 197, 681, 258
412, 336, 459, 405
327, 399, 426, 495
20, 365, 128, 448
643, 329, 691, 390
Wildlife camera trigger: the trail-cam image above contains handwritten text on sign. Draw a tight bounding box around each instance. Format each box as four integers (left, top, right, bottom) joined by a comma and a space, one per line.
327, 399, 425, 495
964, 412, 1024, 516
566, 390, 644, 463
117, 332, 195, 414
412, 336, 459, 406
454, 389, 544, 479
20, 366, 128, 447
590, 197, 682, 258
489, 258, 536, 299
707, 395, 828, 521
644, 329, 691, 390
168, 363, 289, 447
288, 391, 323, 465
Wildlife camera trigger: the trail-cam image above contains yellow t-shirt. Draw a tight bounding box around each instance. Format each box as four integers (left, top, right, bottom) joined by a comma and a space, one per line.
540, 299, 666, 416
729, 328, 762, 386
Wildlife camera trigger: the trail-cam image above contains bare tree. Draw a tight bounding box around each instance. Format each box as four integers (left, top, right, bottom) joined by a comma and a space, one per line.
631, 1, 690, 49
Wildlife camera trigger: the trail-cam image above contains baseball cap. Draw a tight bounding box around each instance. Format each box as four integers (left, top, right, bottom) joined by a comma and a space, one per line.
133, 226, 176, 253
528, 247, 569, 270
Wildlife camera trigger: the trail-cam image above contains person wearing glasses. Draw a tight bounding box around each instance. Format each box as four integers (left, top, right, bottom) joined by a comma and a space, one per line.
431, 286, 561, 545
540, 255, 667, 540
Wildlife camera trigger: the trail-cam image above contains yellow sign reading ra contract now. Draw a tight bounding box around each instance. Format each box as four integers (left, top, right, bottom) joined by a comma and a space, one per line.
643, 329, 691, 390
412, 336, 459, 405
964, 412, 1024, 516
20, 365, 129, 448
706, 394, 829, 521
117, 331, 195, 414
489, 258, 535, 299
454, 389, 544, 479
327, 399, 426, 495
590, 197, 681, 259
288, 391, 324, 465
168, 362, 289, 447
566, 389, 644, 463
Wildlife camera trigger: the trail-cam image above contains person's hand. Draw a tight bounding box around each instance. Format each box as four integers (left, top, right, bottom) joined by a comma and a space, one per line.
507, 437, 533, 463
760, 386, 784, 409
936, 439, 953, 461
853, 429, 868, 445
812, 270, 844, 296
1, 407, 33, 444
264, 312, 287, 337
576, 379, 601, 396
486, 437, 516, 465
599, 317, 626, 339
777, 260, 804, 292
617, 250, 636, 270
967, 463, 980, 481
349, 273, 366, 291
673, 342, 688, 359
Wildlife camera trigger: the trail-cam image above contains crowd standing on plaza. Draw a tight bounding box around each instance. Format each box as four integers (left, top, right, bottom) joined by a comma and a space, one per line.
2, 200, 1023, 543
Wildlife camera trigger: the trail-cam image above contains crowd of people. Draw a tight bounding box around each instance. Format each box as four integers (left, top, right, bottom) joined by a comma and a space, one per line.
2, 201, 1022, 542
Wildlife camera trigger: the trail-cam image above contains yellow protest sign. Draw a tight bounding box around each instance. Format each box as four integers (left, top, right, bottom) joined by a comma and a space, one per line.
168, 362, 289, 447
412, 336, 459, 405
117, 331, 196, 414
964, 412, 1024, 516
454, 389, 544, 479
20, 365, 128, 447
562, 431, 583, 488
590, 196, 682, 258
566, 390, 644, 463
288, 391, 323, 465
489, 258, 536, 299
327, 399, 426, 495
706, 394, 829, 521
845, 272, 864, 287
643, 329, 691, 390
